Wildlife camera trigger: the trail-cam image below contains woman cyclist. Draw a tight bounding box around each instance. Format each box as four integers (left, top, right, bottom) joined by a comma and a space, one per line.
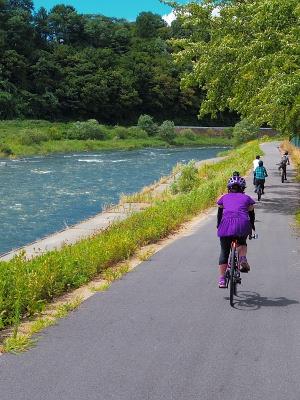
217, 176, 255, 288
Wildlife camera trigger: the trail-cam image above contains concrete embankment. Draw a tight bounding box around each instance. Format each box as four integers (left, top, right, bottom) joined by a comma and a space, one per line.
0, 156, 223, 262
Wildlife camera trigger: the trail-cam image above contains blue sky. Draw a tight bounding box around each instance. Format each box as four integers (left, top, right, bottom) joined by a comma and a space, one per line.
33, 1, 184, 21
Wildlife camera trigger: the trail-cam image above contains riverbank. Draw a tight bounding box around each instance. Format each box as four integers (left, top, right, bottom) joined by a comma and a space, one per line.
0, 120, 232, 158
0, 141, 260, 335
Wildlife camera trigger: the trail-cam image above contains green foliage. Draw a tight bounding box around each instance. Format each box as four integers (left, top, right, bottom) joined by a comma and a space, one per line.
136, 12, 166, 38
232, 119, 260, 146
18, 129, 48, 145
0, 143, 13, 155
0, 2, 235, 125
181, 129, 196, 141
137, 114, 157, 136
126, 126, 148, 139
0, 141, 259, 330
171, 161, 201, 194
68, 120, 108, 140
113, 126, 129, 140
158, 120, 176, 143
172, 0, 300, 136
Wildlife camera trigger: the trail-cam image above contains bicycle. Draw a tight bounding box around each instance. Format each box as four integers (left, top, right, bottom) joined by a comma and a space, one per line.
277, 162, 287, 183
254, 179, 264, 201
225, 234, 258, 307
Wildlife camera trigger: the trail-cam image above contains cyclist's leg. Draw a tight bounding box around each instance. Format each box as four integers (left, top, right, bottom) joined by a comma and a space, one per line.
218, 237, 232, 287
261, 179, 265, 194
237, 236, 250, 272
283, 165, 287, 180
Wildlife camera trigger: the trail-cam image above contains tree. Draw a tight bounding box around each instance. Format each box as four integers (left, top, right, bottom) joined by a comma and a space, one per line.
136, 12, 166, 38
172, 0, 300, 137
48, 5, 85, 44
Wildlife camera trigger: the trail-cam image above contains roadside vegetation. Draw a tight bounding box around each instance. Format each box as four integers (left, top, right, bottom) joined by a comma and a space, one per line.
0, 141, 260, 337
0, 118, 232, 158
281, 140, 300, 226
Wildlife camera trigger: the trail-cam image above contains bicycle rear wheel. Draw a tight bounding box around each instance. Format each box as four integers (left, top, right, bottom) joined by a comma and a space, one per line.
229, 248, 237, 307
257, 185, 262, 201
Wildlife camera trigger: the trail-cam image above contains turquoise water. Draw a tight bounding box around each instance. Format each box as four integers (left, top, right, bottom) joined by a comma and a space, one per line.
0, 147, 224, 254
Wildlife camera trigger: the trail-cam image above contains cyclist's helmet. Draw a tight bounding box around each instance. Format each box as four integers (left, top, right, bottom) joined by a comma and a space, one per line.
232, 171, 240, 177
258, 160, 263, 166
227, 175, 246, 190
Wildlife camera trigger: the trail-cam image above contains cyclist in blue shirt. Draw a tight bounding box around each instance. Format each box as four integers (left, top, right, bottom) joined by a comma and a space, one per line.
254, 160, 268, 194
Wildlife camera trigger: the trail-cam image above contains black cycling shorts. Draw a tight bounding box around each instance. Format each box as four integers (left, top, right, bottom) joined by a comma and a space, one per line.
219, 236, 247, 265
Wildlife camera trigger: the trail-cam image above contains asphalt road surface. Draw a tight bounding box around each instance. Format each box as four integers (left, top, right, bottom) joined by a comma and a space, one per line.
0, 142, 299, 400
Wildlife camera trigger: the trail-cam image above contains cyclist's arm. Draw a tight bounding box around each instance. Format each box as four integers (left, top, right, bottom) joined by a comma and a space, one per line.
217, 206, 223, 227
248, 206, 255, 230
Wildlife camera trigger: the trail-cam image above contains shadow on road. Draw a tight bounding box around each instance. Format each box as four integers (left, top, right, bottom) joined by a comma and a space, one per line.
225, 291, 299, 310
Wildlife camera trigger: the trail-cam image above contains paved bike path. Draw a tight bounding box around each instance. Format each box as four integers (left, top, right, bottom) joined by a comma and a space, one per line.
0, 142, 300, 400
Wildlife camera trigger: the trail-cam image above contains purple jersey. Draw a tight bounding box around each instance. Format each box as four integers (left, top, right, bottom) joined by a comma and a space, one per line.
217, 193, 255, 237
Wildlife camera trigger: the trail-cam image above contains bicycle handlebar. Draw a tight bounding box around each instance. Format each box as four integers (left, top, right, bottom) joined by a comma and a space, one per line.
248, 233, 258, 240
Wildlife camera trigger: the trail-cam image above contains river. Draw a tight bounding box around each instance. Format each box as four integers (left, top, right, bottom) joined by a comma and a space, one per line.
0, 147, 225, 255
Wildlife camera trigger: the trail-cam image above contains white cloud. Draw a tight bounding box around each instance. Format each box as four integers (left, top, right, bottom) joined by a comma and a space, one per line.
162, 11, 176, 26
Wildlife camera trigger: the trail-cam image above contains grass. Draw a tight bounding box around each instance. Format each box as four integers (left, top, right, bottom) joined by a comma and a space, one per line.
3, 334, 35, 353
90, 282, 111, 292
54, 296, 84, 319
296, 211, 300, 225
0, 120, 232, 158
29, 317, 56, 334
137, 248, 155, 261
0, 141, 260, 332
281, 140, 300, 225
102, 264, 130, 283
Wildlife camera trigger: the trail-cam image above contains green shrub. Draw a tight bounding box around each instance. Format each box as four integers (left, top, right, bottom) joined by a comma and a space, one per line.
127, 126, 148, 139
137, 114, 158, 136
18, 130, 48, 145
171, 161, 201, 194
181, 129, 196, 141
223, 127, 233, 139
113, 126, 129, 139
47, 127, 63, 141
0, 144, 13, 156
67, 120, 108, 140
232, 119, 260, 146
159, 120, 176, 143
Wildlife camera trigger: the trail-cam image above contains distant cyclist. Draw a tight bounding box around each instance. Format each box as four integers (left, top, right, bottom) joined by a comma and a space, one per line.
252, 155, 261, 184
278, 151, 290, 180
217, 176, 255, 288
254, 160, 268, 194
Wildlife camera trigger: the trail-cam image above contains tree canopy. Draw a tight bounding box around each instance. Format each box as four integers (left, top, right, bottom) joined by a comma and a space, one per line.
0, 0, 237, 125
172, 0, 300, 136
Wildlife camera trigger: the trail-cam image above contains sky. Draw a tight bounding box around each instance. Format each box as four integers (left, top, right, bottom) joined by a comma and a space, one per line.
33, 0, 187, 22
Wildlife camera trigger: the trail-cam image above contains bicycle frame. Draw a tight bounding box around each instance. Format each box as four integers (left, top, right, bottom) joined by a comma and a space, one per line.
226, 240, 241, 307
225, 234, 257, 307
